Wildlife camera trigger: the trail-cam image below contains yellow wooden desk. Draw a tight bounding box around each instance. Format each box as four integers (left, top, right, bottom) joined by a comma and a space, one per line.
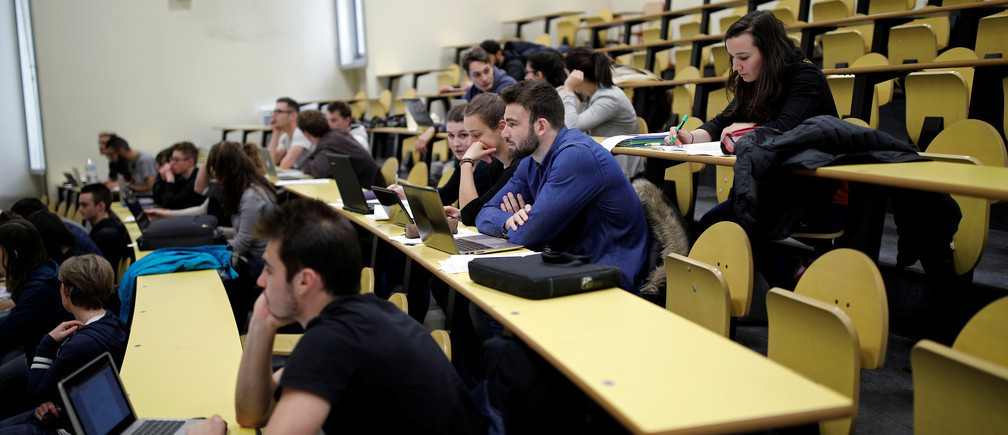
284, 181, 854, 433
121, 270, 251, 433
501, 10, 583, 39
110, 202, 147, 260
795, 161, 1008, 202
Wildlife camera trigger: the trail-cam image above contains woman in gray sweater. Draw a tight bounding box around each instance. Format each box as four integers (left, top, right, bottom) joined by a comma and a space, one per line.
561, 46, 642, 179
206, 142, 277, 263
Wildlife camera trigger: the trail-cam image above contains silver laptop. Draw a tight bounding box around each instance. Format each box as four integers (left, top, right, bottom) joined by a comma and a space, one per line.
402, 184, 522, 255
58, 352, 202, 435
258, 147, 304, 180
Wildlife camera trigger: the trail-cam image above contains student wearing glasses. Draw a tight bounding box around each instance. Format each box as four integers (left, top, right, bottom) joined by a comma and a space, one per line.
266, 97, 314, 170
524, 49, 568, 90
152, 141, 206, 209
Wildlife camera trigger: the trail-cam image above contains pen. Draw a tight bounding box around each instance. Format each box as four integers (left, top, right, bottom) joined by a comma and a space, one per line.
445, 212, 460, 220
395, 166, 400, 186
673, 115, 689, 141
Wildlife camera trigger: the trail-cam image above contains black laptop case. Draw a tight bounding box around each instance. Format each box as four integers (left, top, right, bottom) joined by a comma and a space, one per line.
468, 251, 621, 299
137, 216, 225, 250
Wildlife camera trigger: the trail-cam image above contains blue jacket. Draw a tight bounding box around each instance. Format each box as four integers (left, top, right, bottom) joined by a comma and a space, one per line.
462, 67, 517, 102
476, 127, 649, 292
0, 261, 73, 362
118, 246, 237, 323
28, 312, 128, 405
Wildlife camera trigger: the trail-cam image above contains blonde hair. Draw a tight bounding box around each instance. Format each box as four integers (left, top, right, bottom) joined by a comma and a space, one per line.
58, 254, 115, 310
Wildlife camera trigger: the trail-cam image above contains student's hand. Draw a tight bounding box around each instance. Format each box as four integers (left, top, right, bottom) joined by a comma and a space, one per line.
505, 204, 533, 231
443, 206, 461, 221
34, 401, 61, 422
186, 415, 226, 435
158, 162, 175, 182
500, 192, 527, 213
665, 127, 694, 146
564, 69, 584, 94
104, 179, 119, 189
415, 127, 436, 156
143, 208, 173, 222
386, 184, 406, 200
250, 292, 295, 332
463, 141, 496, 164
49, 320, 85, 342
720, 122, 757, 140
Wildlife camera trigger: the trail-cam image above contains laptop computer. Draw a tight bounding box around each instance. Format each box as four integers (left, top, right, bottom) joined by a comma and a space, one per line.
327, 153, 375, 214
402, 184, 522, 255
124, 196, 151, 231
64, 172, 80, 187
402, 98, 435, 131
371, 185, 413, 226
258, 147, 305, 180
58, 352, 202, 435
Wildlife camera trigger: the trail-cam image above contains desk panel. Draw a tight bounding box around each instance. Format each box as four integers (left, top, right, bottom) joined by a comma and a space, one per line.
121, 270, 250, 433
284, 181, 853, 434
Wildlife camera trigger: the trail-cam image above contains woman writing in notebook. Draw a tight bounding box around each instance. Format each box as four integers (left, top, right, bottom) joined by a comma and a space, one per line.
667, 10, 839, 290
666, 10, 836, 146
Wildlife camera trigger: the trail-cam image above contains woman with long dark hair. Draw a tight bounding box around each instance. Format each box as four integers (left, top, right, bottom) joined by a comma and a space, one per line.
0, 220, 72, 418
206, 141, 277, 263
667, 10, 836, 144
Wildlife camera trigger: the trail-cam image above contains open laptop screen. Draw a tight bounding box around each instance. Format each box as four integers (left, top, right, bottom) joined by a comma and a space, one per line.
62, 354, 137, 435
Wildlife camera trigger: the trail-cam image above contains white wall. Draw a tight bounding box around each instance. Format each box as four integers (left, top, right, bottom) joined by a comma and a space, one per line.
32, 0, 725, 196
32, 0, 360, 196
0, 2, 41, 207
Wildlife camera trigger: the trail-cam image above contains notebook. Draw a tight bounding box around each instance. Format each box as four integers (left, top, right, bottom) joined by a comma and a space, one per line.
402, 184, 522, 255
402, 98, 435, 131
58, 352, 202, 435
327, 153, 375, 214
371, 185, 414, 227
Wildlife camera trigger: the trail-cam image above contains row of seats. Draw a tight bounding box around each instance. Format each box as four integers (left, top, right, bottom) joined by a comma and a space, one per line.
665, 218, 1008, 433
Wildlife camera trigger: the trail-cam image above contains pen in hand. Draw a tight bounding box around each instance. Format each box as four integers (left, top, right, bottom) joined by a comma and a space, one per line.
673, 115, 689, 146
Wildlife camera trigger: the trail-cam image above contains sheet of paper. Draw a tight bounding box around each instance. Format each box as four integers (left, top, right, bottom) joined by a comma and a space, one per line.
438, 251, 537, 274
367, 205, 390, 221
639, 141, 726, 156
122, 216, 136, 223
274, 178, 331, 186
389, 234, 422, 245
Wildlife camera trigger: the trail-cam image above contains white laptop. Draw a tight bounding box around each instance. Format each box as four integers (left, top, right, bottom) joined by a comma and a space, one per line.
58, 352, 202, 435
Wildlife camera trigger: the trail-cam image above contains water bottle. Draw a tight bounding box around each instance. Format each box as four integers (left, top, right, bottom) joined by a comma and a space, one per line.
85, 158, 99, 183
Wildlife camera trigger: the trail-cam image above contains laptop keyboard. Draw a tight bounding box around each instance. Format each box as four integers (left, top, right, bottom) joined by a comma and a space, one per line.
133, 419, 186, 435
455, 238, 494, 253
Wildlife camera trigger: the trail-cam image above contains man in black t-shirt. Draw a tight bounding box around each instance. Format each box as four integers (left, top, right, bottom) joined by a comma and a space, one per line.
189, 198, 483, 435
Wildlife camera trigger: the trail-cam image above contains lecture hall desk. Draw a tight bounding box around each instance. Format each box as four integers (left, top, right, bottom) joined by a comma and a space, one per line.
120, 270, 253, 434
283, 180, 853, 434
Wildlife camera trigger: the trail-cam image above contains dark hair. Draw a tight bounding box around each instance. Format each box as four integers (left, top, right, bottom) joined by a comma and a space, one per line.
465, 93, 505, 129
564, 46, 615, 88
25, 211, 74, 262
10, 198, 47, 219
327, 101, 352, 119
499, 79, 564, 131
527, 49, 568, 88
0, 220, 49, 297
0, 211, 23, 223
276, 97, 300, 114
171, 141, 199, 161
105, 134, 130, 152
81, 183, 113, 211
59, 254, 114, 310
462, 47, 492, 74
724, 10, 800, 123
254, 198, 361, 296
480, 39, 501, 54
243, 142, 267, 176
206, 142, 277, 215
446, 103, 468, 123
155, 148, 172, 167
296, 110, 330, 138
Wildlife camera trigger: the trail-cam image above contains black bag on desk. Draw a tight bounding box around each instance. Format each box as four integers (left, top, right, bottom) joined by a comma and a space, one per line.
468, 250, 621, 299
137, 216, 225, 250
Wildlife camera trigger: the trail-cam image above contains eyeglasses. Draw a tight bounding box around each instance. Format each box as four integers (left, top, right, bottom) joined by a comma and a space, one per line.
273, 109, 294, 115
